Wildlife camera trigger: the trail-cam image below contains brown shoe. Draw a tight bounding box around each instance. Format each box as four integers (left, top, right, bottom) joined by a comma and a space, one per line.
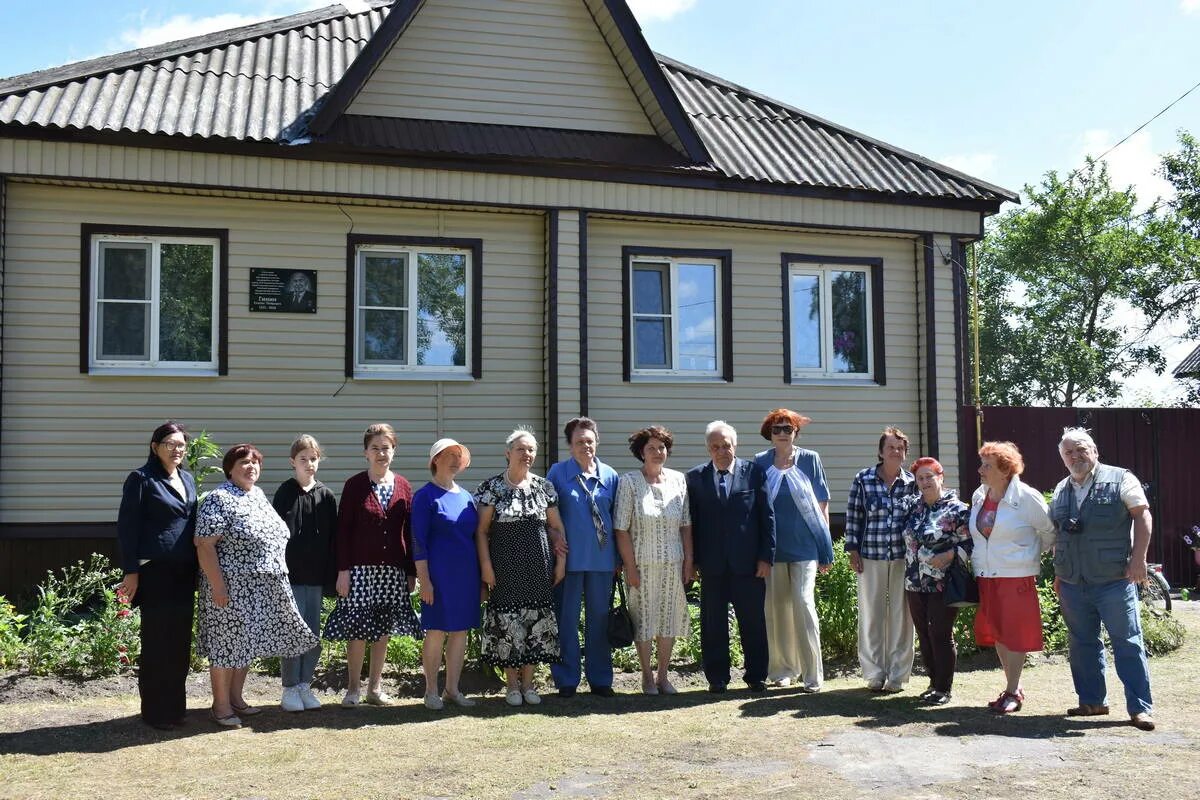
1066, 703, 1109, 717
1130, 712, 1156, 731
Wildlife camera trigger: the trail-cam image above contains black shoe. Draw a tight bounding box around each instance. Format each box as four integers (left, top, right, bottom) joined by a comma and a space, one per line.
747, 681, 768, 693
557, 687, 577, 698
707, 683, 728, 694
589, 686, 615, 698
144, 719, 176, 731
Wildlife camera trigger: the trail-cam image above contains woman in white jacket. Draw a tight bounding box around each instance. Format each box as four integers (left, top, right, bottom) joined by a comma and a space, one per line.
968, 441, 1054, 715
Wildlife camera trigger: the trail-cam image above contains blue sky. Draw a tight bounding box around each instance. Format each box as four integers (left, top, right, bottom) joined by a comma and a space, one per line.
2, 0, 1199, 400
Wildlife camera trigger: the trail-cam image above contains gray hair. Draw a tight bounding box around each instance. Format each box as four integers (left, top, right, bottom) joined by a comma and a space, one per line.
505, 428, 538, 450
704, 420, 737, 445
1059, 426, 1097, 453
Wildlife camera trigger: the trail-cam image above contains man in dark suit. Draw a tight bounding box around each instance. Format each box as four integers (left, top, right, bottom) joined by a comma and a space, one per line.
686, 420, 776, 693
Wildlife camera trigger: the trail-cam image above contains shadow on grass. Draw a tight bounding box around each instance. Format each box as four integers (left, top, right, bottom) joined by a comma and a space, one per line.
0, 680, 757, 756
734, 686, 1132, 739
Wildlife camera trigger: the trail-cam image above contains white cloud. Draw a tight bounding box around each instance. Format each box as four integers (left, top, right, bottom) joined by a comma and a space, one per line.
938, 152, 999, 182
1181, 0, 1200, 15
114, 2, 330, 50
627, 0, 698, 22
1076, 128, 1175, 211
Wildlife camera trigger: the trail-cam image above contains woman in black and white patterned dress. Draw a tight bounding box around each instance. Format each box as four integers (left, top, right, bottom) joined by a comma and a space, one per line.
195, 444, 318, 728
475, 429, 567, 707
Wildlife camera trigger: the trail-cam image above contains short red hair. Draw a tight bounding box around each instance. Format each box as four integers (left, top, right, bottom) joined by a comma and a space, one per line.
910, 456, 943, 475
979, 441, 1024, 477
759, 408, 812, 441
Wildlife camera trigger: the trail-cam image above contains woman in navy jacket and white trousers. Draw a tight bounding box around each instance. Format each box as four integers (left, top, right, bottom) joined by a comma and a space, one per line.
117, 421, 199, 730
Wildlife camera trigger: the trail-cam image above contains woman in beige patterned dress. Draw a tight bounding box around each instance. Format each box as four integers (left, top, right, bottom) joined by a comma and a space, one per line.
614, 425, 695, 695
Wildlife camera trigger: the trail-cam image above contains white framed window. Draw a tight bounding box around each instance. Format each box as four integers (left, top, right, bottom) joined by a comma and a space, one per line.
86, 231, 221, 374
786, 262, 874, 379
352, 242, 476, 377
626, 251, 728, 379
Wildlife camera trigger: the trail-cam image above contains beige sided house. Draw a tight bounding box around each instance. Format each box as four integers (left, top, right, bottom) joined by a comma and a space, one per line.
0, 0, 1015, 593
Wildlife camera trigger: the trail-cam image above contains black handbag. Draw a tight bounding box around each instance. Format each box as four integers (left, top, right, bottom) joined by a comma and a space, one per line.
943, 552, 979, 608
606, 577, 636, 648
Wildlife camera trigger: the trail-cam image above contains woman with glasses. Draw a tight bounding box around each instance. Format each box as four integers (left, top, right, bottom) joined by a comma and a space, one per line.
323, 423, 421, 707
968, 441, 1054, 714
753, 409, 834, 692
116, 421, 199, 730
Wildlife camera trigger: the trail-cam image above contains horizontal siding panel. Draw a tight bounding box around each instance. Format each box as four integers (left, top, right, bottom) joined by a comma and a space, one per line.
0, 182, 548, 524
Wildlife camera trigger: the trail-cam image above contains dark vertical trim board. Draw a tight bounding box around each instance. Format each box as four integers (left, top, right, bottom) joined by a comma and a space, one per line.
344, 236, 356, 378
923, 234, 939, 459
720, 251, 733, 383
951, 238, 966, 410
599, 0, 711, 164
79, 223, 229, 375
216, 230, 229, 376
345, 234, 484, 379
779, 254, 792, 385
547, 210, 560, 464
578, 212, 590, 415
780, 253, 887, 386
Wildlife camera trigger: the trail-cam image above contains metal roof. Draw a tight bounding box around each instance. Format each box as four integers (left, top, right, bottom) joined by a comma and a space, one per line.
1173, 344, 1200, 378
0, 1, 1015, 205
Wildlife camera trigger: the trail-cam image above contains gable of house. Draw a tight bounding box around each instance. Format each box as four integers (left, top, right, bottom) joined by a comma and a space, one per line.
345, 0, 655, 135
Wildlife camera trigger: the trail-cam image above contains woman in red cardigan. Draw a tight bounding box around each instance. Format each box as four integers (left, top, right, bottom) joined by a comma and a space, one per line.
323, 423, 421, 706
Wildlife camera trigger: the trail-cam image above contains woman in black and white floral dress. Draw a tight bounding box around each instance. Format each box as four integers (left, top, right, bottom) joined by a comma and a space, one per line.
195, 444, 318, 728
475, 429, 567, 707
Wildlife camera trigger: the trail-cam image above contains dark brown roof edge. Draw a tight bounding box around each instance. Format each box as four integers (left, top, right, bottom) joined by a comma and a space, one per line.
656, 51, 1021, 205
0, 3, 388, 96
598, 0, 709, 165
307, 0, 426, 135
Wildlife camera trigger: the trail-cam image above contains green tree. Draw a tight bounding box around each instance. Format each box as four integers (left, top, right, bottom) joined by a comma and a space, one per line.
972, 158, 1197, 406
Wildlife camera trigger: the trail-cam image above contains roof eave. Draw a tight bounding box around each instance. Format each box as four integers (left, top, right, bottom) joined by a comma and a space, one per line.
0, 122, 1004, 214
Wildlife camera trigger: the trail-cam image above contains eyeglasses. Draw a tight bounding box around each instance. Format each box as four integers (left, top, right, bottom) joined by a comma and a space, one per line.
368, 446, 394, 454
771, 425, 794, 435
158, 442, 187, 452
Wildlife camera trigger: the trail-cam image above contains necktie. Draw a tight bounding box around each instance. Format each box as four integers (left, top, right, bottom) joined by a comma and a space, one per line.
718, 469, 729, 502
576, 473, 606, 548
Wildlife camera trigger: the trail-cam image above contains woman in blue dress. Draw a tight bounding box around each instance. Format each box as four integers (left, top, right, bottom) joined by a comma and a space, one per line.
413, 438, 481, 710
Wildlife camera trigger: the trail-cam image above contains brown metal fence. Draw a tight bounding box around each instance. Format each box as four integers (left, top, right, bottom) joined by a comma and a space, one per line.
958, 406, 1200, 592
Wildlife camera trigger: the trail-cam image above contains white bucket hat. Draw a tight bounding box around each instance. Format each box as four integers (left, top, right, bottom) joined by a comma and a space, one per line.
428, 438, 471, 471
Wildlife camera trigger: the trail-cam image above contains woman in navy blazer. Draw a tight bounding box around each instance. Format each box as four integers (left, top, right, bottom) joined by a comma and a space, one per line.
116, 421, 198, 730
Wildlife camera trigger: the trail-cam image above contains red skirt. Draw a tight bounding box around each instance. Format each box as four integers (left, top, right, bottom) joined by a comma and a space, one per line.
974, 576, 1044, 652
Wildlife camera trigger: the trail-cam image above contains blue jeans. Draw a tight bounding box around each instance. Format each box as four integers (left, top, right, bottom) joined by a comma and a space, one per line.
1058, 578, 1153, 715
551, 571, 614, 689
282, 585, 323, 687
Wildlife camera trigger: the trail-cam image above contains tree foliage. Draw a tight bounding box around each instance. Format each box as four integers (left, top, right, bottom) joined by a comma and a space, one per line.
973, 157, 1198, 406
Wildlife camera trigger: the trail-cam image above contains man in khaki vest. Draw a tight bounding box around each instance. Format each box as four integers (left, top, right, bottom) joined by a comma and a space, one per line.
1048, 427, 1155, 731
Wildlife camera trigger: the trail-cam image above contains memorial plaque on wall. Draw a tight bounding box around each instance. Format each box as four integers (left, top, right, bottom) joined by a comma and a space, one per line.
250, 268, 318, 313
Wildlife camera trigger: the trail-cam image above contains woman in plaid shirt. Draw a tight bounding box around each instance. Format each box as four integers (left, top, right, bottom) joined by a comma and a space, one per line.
844, 427, 917, 692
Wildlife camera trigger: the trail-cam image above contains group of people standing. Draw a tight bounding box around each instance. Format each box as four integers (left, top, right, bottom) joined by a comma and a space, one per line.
848, 426, 1156, 730
116, 413, 1157, 733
